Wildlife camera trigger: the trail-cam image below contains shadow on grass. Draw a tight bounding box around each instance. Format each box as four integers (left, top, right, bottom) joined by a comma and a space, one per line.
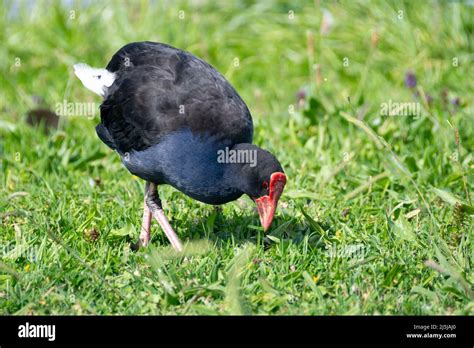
136, 209, 327, 252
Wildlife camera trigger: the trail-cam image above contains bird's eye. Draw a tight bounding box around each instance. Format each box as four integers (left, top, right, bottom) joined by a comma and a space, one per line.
262, 181, 269, 190
94, 75, 102, 80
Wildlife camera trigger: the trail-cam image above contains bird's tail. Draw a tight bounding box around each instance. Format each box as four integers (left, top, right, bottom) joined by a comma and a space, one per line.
73, 63, 116, 97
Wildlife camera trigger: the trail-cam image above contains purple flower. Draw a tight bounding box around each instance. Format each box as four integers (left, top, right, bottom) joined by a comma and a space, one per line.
405, 71, 417, 88
451, 97, 460, 107
296, 88, 307, 102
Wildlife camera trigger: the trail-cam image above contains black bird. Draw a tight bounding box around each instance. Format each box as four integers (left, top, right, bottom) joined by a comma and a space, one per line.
74, 41, 286, 251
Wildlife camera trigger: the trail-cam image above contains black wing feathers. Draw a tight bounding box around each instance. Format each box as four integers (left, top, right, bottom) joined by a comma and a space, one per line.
98, 42, 253, 154
95, 123, 116, 150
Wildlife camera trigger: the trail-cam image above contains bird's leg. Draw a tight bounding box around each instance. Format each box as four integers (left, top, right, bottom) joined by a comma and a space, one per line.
138, 197, 152, 247
131, 184, 153, 251
145, 182, 183, 252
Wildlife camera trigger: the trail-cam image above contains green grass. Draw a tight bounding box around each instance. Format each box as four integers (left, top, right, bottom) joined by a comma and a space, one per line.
0, 0, 473, 315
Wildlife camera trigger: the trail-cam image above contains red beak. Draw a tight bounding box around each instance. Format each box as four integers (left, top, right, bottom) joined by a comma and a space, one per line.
255, 172, 287, 232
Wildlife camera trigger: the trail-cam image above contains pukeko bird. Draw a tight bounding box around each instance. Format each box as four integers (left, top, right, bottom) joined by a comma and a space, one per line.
74, 41, 286, 251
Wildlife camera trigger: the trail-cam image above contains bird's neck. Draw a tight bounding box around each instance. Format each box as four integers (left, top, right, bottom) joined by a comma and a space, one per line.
125, 130, 255, 204
186, 143, 258, 204
166, 143, 252, 204
184, 142, 258, 203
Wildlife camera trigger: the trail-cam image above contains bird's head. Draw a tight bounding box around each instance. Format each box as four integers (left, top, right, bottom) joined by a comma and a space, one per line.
230, 144, 287, 232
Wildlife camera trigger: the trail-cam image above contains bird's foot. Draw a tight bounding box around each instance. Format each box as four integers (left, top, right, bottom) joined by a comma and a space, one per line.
130, 227, 151, 251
